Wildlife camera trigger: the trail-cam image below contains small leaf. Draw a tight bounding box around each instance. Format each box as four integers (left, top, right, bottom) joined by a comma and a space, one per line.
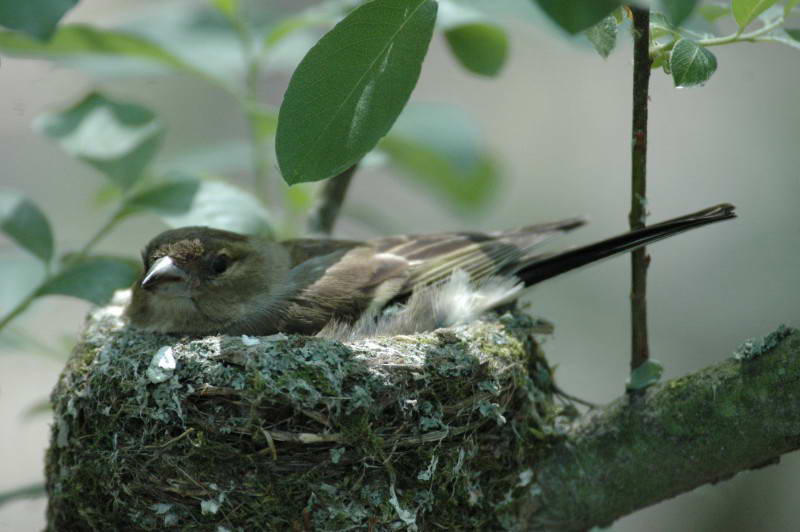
649, 13, 678, 39
670, 39, 717, 87
35, 92, 163, 190
0, 483, 46, 506
211, 0, 239, 20
121, 179, 201, 217
378, 104, 499, 212
276, 0, 438, 185
160, 180, 273, 236
659, 0, 699, 26
38, 256, 139, 305
0, 0, 78, 40
0, 24, 199, 73
697, 4, 731, 22
584, 14, 617, 58
534, 0, 622, 34
22, 397, 53, 418
626, 359, 664, 391
732, 0, 780, 30
445, 23, 509, 76
0, 190, 54, 263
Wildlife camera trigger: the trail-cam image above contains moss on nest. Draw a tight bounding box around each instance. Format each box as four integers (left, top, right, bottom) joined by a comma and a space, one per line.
46, 291, 572, 531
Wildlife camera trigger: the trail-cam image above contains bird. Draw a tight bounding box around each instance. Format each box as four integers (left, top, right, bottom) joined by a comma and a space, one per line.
125, 203, 736, 338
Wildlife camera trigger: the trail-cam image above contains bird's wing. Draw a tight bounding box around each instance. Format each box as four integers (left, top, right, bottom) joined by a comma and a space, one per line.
281, 238, 364, 268
281, 246, 412, 333
368, 218, 586, 292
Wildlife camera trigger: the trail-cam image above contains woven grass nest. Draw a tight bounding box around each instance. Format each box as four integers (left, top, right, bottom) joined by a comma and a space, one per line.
46, 291, 575, 531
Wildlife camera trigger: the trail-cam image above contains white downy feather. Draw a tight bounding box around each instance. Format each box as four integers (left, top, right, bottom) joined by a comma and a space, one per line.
319, 270, 523, 341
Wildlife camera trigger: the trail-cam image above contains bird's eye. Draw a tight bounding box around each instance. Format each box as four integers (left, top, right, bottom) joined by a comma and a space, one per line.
211, 254, 230, 275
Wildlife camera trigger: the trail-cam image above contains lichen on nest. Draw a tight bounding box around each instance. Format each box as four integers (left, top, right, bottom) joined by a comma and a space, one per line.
46, 291, 573, 531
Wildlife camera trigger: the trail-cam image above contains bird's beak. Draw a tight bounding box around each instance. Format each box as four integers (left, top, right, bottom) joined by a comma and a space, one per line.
141, 256, 189, 290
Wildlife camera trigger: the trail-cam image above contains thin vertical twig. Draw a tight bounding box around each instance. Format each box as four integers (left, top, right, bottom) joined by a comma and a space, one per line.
629, 6, 652, 373
306, 164, 358, 235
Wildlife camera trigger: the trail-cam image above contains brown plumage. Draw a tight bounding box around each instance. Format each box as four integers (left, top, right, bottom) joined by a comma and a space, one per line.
125, 203, 735, 336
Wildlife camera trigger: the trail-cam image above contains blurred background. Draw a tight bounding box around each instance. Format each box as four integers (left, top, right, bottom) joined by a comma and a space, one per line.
1, 0, 798, 530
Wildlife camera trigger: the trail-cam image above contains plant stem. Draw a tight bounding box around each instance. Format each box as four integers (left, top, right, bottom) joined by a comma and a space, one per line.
629, 6, 652, 374
306, 164, 358, 235
0, 206, 124, 333
650, 17, 784, 55
230, 11, 272, 203
0, 289, 40, 332
245, 61, 271, 202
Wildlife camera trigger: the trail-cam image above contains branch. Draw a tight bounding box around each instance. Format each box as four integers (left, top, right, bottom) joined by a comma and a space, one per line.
306, 164, 358, 235
525, 326, 800, 530
628, 6, 653, 372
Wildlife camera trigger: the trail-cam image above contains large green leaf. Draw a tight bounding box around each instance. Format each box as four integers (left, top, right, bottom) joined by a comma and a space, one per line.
0, 190, 54, 263
670, 39, 717, 87
533, 0, 622, 34
378, 104, 499, 211
38, 256, 139, 305
276, 0, 438, 185
159, 180, 273, 237
0, 24, 198, 73
0, 0, 78, 40
732, 0, 780, 30
35, 92, 163, 190
659, 0, 699, 26
445, 22, 509, 76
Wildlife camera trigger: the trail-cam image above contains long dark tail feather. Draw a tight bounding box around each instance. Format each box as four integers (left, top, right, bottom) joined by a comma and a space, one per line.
515, 203, 737, 287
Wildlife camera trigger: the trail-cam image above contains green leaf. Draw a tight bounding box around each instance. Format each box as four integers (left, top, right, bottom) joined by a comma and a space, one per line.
38, 256, 139, 305
626, 359, 664, 391
35, 92, 163, 190
670, 39, 717, 87
211, 0, 239, 20
378, 104, 499, 211
0, 24, 199, 73
445, 23, 508, 76
121, 179, 201, 217
0, 0, 78, 40
659, 0, 699, 26
22, 397, 53, 418
534, 0, 622, 34
276, 0, 438, 185
160, 180, 273, 237
697, 4, 731, 22
732, 0, 780, 29
584, 15, 617, 58
787, 28, 800, 41
0, 190, 54, 263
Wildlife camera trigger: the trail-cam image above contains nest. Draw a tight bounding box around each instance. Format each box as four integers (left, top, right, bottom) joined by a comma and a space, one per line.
46, 291, 573, 531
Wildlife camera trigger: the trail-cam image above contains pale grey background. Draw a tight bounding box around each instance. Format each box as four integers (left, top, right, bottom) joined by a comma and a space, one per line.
1, 1, 798, 530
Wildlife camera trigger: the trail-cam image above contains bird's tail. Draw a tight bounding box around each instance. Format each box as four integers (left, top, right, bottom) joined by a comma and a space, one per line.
515, 203, 737, 287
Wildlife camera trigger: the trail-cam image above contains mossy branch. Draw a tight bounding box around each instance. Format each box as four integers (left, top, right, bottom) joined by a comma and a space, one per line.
44, 296, 799, 530
525, 325, 800, 530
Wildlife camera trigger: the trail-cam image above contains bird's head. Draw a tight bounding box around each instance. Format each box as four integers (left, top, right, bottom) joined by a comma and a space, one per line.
125, 226, 289, 335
